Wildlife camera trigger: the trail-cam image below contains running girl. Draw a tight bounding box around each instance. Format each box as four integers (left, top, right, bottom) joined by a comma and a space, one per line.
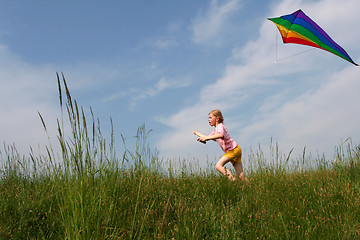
194, 109, 247, 182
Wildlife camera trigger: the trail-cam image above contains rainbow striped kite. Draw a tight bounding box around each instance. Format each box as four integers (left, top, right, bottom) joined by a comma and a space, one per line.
268, 9, 358, 66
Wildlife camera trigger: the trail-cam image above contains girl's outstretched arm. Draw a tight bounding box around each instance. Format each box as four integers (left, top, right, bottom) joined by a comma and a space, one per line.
193, 130, 223, 142
193, 130, 206, 138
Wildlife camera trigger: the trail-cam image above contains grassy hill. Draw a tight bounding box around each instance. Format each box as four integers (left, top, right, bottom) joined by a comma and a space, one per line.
1, 75, 359, 239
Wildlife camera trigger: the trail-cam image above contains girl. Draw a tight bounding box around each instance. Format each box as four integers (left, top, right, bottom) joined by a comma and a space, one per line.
194, 109, 247, 182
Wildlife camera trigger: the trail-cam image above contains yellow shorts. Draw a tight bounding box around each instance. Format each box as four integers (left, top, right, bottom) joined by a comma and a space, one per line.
224, 145, 242, 163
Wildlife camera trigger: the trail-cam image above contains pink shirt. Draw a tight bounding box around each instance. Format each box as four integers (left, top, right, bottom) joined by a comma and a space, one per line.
210, 123, 237, 152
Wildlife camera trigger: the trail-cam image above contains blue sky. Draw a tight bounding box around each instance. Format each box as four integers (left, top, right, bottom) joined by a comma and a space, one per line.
1, 0, 360, 167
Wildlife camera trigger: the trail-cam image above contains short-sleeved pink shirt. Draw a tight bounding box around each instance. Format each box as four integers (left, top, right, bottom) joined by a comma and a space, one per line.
210, 123, 237, 152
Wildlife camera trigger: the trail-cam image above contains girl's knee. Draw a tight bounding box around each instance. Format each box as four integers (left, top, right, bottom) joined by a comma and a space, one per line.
215, 163, 223, 172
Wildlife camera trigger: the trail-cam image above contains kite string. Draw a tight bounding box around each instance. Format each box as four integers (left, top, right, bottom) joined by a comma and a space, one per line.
275, 29, 278, 62
274, 29, 316, 63
276, 48, 316, 62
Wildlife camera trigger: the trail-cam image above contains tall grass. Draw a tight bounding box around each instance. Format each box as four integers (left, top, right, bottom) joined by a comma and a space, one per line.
1, 73, 360, 239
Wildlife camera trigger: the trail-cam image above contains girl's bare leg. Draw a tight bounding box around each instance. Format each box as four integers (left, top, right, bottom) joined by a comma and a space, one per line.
232, 161, 249, 182
215, 156, 236, 181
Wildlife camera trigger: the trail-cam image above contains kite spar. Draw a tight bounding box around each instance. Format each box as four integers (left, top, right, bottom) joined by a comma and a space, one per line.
268, 9, 358, 66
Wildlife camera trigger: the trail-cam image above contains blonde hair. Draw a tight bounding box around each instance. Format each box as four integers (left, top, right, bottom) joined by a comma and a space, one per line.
209, 109, 224, 123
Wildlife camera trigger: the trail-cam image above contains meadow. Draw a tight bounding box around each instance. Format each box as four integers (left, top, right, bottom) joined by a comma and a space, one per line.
1, 74, 360, 239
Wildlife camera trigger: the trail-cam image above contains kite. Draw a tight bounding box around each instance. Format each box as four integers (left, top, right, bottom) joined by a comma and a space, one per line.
268, 9, 358, 66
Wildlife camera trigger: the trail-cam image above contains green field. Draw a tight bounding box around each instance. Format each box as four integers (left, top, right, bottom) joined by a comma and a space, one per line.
1, 75, 360, 239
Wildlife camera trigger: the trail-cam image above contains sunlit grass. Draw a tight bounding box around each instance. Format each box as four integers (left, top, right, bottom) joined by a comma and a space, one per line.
1, 73, 360, 239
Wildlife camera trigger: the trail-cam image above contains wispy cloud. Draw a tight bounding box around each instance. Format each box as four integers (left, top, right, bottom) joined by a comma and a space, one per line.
144, 20, 184, 50
149, 39, 179, 49
130, 77, 191, 109
190, 0, 241, 45
102, 77, 191, 110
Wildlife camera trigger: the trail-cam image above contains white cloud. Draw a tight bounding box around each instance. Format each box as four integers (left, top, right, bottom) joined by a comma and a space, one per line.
242, 65, 360, 160
0, 44, 116, 157
0, 44, 60, 156
190, 0, 241, 44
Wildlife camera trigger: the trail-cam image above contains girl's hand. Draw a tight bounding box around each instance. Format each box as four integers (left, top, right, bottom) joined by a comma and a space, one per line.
194, 131, 207, 144
198, 136, 207, 142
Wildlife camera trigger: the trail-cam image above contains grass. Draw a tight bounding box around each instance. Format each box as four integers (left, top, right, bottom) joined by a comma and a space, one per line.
1, 73, 360, 239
